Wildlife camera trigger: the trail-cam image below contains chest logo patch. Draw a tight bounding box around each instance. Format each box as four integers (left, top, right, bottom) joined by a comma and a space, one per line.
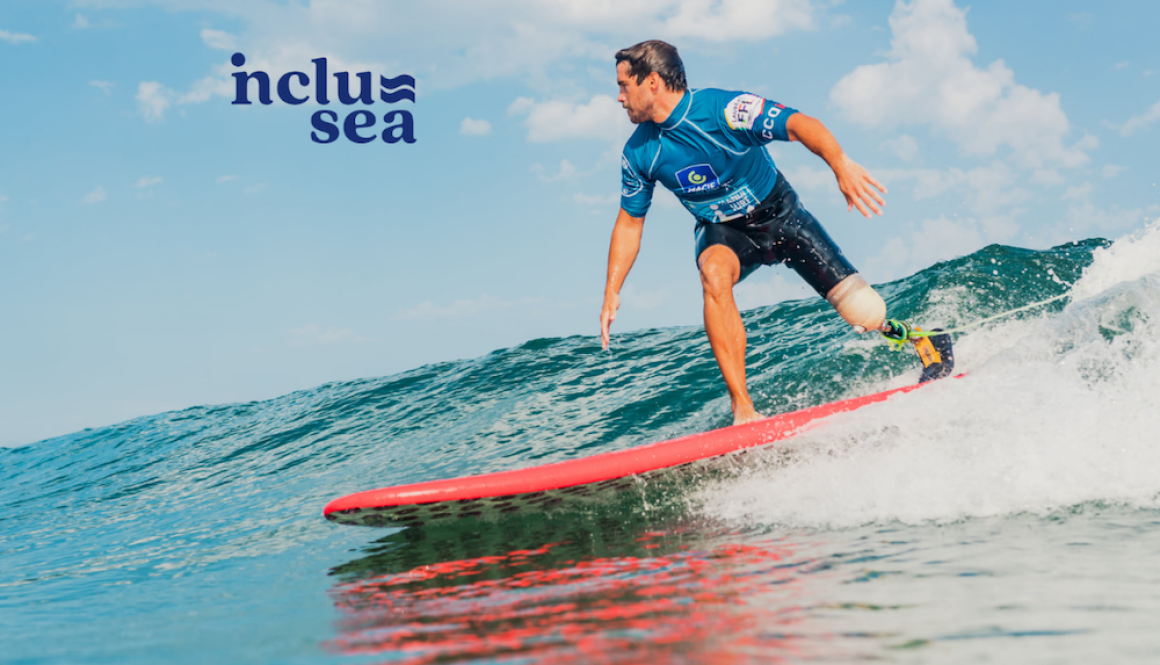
675, 164, 720, 193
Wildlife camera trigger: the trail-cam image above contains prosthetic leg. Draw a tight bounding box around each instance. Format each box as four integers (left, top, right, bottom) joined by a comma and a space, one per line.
826, 274, 955, 383
826, 274, 886, 333
881, 319, 955, 383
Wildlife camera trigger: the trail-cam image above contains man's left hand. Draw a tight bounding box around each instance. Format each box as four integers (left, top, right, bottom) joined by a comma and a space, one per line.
832, 155, 887, 218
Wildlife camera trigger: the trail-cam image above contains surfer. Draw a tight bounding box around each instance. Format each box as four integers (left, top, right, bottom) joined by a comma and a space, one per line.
599, 40, 949, 425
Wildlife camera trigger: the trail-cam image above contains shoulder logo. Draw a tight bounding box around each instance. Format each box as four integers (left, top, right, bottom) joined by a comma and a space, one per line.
724, 94, 765, 131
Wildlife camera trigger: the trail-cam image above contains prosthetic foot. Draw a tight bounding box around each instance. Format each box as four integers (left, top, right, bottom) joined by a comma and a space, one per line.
881, 320, 955, 383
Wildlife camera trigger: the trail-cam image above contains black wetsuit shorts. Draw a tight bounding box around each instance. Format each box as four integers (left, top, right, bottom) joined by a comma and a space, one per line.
693, 172, 856, 297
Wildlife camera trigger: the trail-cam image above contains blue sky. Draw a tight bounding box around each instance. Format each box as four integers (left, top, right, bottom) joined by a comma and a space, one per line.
2, 0, 1158, 446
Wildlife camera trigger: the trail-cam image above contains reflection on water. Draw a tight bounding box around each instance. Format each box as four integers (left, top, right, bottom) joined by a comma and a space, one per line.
325, 507, 1160, 664
326, 512, 821, 664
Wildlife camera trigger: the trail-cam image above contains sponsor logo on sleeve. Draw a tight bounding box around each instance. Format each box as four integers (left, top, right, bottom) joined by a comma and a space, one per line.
760, 103, 786, 141
724, 93, 765, 131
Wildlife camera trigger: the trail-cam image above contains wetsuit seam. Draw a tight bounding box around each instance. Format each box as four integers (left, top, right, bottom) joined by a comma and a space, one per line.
647, 134, 663, 180
673, 89, 694, 127
684, 120, 749, 157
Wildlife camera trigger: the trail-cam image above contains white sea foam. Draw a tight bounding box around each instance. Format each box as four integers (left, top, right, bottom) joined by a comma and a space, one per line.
697, 221, 1160, 528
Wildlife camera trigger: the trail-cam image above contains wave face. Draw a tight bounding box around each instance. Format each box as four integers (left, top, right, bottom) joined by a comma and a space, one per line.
6, 225, 1160, 664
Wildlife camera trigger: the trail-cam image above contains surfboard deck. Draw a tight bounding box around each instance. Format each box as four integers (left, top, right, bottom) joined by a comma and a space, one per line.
324, 380, 940, 528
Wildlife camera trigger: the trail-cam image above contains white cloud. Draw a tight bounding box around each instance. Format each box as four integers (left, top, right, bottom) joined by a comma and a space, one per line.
531, 160, 579, 182
879, 134, 920, 162
876, 162, 1030, 216
876, 167, 965, 200
240, 1, 820, 79
74, 14, 90, 29
866, 199, 1160, 278
830, 0, 1092, 169
136, 81, 174, 122
509, 95, 631, 143
1114, 61, 1130, 70
1056, 201, 1159, 241
617, 284, 670, 311
200, 28, 235, 50
459, 117, 492, 136
962, 162, 1030, 215
1065, 12, 1094, 29
107, 0, 826, 123
1102, 164, 1128, 179
914, 216, 986, 256
82, 186, 107, 205
783, 164, 838, 196
90, 80, 115, 95
243, 182, 267, 195
865, 215, 995, 279
394, 293, 551, 320
1050, 191, 1156, 250
507, 97, 535, 115
1119, 99, 1160, 137
1030, 169, 1065, 187
132, 56, 232, 121
734, 271, 813, 310
288, 324, 369, 347
86, 0, 822, 123
573, 192, 618, 205
0, 29, 36, 45
1062, 182, 1093, 202
179, 75, 232, 104
216, 175, 238, 183
659, 0, 816, 41
134, 176, 163, 188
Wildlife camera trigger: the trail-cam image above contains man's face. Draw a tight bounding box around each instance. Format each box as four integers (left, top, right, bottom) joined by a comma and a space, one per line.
617, 61, 654, 124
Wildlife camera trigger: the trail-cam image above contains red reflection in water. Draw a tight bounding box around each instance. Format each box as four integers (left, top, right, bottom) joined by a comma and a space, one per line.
327, 535, 811, 663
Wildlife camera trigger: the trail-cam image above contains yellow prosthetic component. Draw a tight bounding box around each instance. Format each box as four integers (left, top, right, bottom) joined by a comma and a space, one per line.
881, 319, 956, 383
825, 273, 886, 333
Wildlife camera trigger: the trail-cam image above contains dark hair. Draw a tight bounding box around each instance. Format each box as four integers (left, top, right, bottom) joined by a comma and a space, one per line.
615, 40, 687, 92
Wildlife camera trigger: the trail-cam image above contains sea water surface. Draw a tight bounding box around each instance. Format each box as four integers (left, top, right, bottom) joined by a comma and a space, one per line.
5, 224, 1160, 664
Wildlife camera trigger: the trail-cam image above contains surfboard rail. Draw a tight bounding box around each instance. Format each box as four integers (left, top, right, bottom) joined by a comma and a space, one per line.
324, 381, 931, 525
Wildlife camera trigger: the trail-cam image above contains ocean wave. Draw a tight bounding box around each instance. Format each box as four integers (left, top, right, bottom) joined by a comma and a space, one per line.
696, 223, 1160, 528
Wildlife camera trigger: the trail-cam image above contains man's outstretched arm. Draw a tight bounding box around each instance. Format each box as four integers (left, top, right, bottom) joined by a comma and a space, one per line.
600, 208, 646, 350
786, 113, 887, 218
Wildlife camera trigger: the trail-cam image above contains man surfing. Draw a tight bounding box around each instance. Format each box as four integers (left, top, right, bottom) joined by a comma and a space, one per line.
599, 40, 951, 426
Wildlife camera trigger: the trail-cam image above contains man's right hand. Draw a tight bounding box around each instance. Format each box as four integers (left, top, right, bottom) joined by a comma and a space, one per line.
601, 208, 645, 351
600, 291, 620, 350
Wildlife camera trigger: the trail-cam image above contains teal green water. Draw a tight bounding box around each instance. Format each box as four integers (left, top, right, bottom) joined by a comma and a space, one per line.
6, 228, 1160, 664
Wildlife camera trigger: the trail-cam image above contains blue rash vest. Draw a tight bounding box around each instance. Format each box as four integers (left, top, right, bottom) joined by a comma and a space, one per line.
619, 88, 799, 224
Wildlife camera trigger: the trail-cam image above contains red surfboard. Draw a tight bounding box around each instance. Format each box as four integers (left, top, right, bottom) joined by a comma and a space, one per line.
324, 381, 935, 527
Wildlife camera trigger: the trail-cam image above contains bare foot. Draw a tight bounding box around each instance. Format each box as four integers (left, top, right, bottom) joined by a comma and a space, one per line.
732, 404, 764, 426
